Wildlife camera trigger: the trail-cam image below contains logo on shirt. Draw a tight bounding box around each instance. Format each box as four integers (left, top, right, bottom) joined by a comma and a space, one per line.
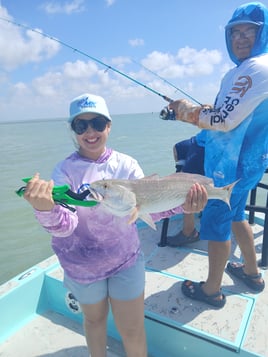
230, 75, 252, 98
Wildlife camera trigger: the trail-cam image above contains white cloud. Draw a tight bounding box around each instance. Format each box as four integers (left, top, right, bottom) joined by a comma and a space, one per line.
0, 14, 60, 70
41, 0, 85, 15
105, 0, 116, 7
129, 38, 144, 47
0, 6, 226, 120
109, 56, 132, 69
141, 47, 222, 80
0, 46, 226, 120
142, 51, 176, 71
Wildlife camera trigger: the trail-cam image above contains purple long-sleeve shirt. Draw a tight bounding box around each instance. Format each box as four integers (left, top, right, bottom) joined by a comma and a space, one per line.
35, 149, 183, 284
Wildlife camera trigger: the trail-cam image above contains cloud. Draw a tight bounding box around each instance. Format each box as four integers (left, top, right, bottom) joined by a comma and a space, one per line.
129, 38, 144, 47
141, 47, 222, 79
41, 0, 86, 15
110, 56, 132, 68
0, 14, 60, 70
0, 46, 225, 120
0, 6, 225, 120
105, 0, 116, 6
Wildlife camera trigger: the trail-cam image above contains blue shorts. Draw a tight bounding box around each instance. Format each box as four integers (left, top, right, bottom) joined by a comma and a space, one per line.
200, 191, 249, 242
174, 137, 205, 175
64, 252, 145, 305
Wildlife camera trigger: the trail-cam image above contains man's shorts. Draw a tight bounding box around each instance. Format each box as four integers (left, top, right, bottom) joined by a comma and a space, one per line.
64, 251, 145, 305
200, 191, 249, 242
174, 136, 205, 175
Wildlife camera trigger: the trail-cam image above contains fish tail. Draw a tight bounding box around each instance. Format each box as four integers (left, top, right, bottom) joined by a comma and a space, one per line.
222, 180, 239, 208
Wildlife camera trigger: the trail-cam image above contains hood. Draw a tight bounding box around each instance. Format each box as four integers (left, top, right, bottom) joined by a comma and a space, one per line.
225, 2, 268, 65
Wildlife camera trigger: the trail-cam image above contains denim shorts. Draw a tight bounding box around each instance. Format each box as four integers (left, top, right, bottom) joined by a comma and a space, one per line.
64, 252, 145, 304
200, 191, 249, 242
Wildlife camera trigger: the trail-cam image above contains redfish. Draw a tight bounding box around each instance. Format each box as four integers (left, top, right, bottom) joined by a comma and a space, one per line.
89, 173, 236, 230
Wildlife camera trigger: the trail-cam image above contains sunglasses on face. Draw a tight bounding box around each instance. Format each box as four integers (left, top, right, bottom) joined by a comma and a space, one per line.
230, 27, 257, 41
71, 116, 109, 135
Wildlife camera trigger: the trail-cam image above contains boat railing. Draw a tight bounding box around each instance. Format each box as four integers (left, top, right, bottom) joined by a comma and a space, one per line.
245, 169, 268, 267
159, 169, 268, 268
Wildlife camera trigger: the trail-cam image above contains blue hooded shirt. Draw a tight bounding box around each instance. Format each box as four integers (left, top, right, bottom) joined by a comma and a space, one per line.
201, 2, 268, 192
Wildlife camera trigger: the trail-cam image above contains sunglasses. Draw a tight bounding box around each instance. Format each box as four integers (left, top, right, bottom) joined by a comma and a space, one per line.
71, 116, 109, 135
230, 27, 257, 41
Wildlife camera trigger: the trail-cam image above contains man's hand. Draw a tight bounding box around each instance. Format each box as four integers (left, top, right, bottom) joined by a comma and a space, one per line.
168, 99, 201, 125
182, 183, 208, 213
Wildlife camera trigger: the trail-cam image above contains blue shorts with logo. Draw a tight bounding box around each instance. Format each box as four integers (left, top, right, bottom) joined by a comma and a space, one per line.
200, 190, 249, 242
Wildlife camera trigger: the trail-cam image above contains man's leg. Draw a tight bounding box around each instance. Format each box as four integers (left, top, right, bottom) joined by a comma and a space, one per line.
232, 220, 264, 282
182, 213, 196, 236
202, 240, 231, 296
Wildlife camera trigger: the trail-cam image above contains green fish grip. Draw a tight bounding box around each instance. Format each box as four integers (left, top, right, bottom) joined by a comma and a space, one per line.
16, 177, 98, 209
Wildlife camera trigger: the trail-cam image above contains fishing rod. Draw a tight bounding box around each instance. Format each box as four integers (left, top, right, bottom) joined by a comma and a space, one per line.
0, 16, 173, 104
132, 59, 202, 106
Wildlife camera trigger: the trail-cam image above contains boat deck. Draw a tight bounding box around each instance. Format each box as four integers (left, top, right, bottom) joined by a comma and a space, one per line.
0, 213, 267, 357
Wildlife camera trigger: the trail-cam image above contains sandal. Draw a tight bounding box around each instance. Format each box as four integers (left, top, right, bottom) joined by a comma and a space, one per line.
181, 280, 226, 308
167, 228, 200, 247
226, 262, 265, 292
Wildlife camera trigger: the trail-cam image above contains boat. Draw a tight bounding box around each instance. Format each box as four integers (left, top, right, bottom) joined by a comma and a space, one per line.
1, 179, 268, 357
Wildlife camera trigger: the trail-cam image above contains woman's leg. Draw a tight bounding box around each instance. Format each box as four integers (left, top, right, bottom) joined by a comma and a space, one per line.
110, 292, 147, 357
80, 298, 109, 357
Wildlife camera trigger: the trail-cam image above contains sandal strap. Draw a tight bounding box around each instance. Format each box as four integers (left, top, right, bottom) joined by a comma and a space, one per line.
244, 272, 262, 280
229, 262, 262, 280
200, 281, 223, 299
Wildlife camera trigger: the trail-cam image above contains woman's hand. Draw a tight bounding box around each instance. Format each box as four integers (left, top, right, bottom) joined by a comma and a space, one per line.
23, 173, 55, 211
182, 183, 208, 213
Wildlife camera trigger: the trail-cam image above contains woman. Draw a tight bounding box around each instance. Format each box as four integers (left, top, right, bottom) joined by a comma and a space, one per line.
23, 93, 207, 357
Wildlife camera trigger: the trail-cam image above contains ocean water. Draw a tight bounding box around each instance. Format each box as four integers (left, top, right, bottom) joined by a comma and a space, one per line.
0, 113, 199, 284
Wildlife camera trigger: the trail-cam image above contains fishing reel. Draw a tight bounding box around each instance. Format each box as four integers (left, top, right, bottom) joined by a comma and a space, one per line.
159, 106, 176, 120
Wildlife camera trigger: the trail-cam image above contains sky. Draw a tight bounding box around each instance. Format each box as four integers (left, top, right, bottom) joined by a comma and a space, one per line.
0, 0, 268, 121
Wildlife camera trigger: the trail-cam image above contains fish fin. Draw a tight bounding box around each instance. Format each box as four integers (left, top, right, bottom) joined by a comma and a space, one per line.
128, 207, 157, 231
222, 179, 239, 208
141, 174, 160, 180
128, 207, 140, 224
138, 214, 157, 231
166, 172, 214, 184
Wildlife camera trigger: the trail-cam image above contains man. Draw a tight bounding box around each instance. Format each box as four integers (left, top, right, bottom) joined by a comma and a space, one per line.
166, 2, 268, 308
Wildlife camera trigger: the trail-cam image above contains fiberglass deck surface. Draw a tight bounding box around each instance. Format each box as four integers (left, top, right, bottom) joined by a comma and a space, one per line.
141, 215, 268, 356
0, 214, 267, 357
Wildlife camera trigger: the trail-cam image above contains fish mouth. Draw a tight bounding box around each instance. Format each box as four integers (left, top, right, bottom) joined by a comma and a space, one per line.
88, 188, 103, 202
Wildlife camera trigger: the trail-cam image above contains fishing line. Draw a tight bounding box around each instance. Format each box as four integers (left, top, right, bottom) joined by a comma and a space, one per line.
0, 16, 173, 103
132, 59, 202, 105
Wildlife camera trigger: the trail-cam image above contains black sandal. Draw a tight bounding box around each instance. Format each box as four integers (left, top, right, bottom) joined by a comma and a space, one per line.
181, 280, 226, 308
167, 228, 199, 247
226, 262, 265, 292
